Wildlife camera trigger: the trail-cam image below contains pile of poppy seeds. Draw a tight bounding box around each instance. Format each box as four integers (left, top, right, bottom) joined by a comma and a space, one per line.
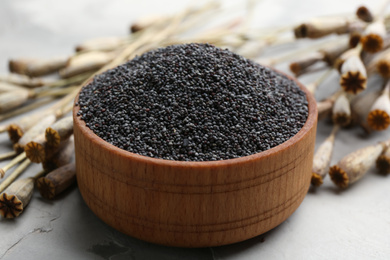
77, 43, 308, 161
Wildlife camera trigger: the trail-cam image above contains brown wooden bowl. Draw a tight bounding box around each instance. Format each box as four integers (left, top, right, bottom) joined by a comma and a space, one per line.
73, 73, 317, 248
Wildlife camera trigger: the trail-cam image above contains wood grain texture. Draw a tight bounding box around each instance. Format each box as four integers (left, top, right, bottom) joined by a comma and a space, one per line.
73, 74, 317, 248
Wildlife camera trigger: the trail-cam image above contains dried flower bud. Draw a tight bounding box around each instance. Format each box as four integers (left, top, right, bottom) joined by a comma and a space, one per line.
376, 146, 390, 174
9, 57, 68, 77
311, 126, 338, 186
332, 93, 351, 127
356, 6, 374, 22
329, 140, 389, 188
361, 20, 386, 53
0, 176, 34, 218
340, 53, 367, 94
367, 84, 390, 131
37, 163, 76, 199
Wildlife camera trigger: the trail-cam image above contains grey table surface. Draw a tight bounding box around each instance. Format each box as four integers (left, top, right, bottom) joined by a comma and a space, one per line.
1, 0, 390, 259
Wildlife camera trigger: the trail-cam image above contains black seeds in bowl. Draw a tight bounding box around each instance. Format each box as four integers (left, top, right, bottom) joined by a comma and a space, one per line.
77, 43, 308, 161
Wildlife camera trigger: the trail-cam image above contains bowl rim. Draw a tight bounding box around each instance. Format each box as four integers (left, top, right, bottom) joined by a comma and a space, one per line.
73, 71, 317, 169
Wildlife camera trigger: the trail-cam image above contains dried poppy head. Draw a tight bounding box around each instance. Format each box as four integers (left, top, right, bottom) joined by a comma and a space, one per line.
356, 6, 373, 22
329, 165, 349, 188
361, 21, 386, 53
7, 124, 23, 144
0, 193, 23, 218
361, 34, 384, 53
367, 109, 390, 131
294, 24, 308, 38
340, 71, 367, 94
376, 60, 390, 78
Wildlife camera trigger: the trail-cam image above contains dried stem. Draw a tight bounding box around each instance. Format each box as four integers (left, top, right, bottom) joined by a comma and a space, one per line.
0, 151, 17, 162
0, 97, 54, 122
0, 152, 26, 178
0, 158, 31, 193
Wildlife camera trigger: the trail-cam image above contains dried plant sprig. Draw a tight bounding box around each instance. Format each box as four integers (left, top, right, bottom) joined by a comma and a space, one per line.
311, 125, 339, 187
0, 73, 44, 88
360, 20, 386, 53
332, 92, 352, 127
339, 45, 367, 94
0, 152, 26, 178
356, 6, 374, 23
45, 116, 73, 148
376, 146, 390, 174
329, 140, 390, 188
367, 81, 390, 130
9, 56, 68, 77
0, 168, 44, 218
37, 163, 76, 200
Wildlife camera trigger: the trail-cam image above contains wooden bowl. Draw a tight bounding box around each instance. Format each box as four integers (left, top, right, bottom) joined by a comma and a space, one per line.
73, 74, 317, 248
